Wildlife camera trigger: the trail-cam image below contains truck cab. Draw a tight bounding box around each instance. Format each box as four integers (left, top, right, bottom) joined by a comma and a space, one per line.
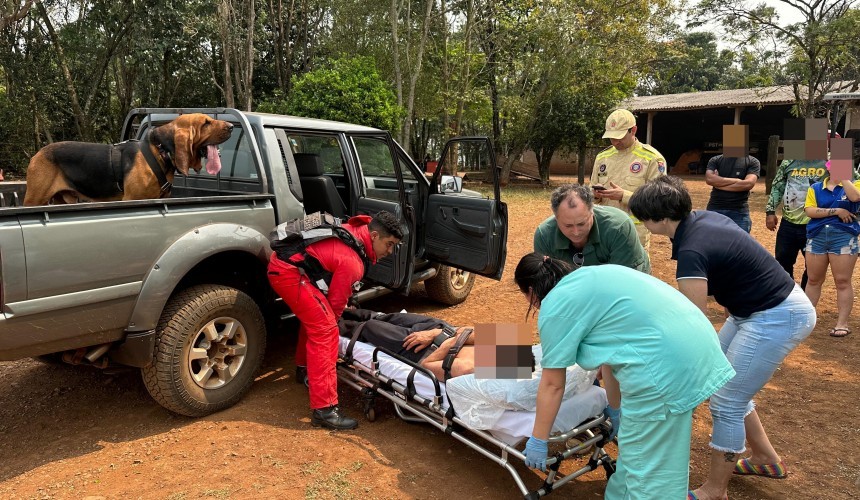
124, 108, 508, 303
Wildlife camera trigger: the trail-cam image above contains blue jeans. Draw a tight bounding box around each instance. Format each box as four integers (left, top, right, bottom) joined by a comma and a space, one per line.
805, 224, 860, 255
709, 208, 752, 233
709, 286, 815, 453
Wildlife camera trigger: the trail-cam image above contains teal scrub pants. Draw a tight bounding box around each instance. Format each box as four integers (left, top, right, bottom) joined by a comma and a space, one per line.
604, 409, 694, 500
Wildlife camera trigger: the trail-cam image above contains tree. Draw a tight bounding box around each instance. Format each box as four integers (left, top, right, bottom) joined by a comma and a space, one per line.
637, 32, 735, 95
256, 57, 404, 131
694, 0, 860, 117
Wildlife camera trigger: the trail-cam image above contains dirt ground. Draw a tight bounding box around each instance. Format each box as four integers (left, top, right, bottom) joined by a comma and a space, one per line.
0, 177, 858, 499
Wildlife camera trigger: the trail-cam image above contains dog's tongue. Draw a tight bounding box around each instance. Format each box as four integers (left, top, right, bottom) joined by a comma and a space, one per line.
206, 145, 222, 175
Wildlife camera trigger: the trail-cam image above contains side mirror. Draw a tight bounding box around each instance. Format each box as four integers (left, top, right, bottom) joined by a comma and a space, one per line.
439, 175, 463, 193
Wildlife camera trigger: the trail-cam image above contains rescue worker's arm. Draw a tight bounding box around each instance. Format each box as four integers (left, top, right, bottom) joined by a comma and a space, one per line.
325, 252, 365, 319
677, 278, 709, 316
601, 365, 620, 408
531, 368, 566, 440
607, 218, 648, 270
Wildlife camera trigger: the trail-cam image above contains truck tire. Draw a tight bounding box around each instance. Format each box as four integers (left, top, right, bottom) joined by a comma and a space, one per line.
142, 284, 266, 417
424, 265, 475, 305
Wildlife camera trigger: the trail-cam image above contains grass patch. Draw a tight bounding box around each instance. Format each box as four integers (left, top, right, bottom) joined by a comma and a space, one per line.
199, 487, 231, 499
305, 461, 364, 500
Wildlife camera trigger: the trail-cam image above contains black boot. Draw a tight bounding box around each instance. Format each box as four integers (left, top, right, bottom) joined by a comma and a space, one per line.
295, 366, 309, 388
312, 406, 358, 430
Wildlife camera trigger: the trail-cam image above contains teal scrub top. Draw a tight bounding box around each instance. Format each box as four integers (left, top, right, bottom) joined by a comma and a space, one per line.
538, 264, 735, 420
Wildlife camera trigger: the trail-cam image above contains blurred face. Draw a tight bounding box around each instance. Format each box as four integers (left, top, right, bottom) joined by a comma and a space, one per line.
609, 126, 637, 150
371, 232, 400, 260
555, 197, 594, 248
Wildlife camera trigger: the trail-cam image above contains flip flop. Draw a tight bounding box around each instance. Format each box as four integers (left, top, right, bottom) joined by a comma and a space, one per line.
734, 458, 788, 479
830, 328, 851, 338
687, 491, 728, 500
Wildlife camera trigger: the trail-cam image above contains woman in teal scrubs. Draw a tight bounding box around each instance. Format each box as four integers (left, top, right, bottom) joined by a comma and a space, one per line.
516, 253, 734, 499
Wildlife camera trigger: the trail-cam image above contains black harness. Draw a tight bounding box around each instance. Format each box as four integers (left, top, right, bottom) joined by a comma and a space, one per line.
139, 130, 174, 196
270, 213, 372, 294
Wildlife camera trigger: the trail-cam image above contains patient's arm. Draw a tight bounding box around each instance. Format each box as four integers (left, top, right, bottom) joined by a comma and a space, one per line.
420, 337, 475, 380
402, 325, 476, 353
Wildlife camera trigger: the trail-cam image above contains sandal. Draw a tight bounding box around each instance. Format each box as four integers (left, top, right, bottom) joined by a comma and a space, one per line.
687, 491, 728, 500
734, 458, 788, 479
830, 328, 851, 338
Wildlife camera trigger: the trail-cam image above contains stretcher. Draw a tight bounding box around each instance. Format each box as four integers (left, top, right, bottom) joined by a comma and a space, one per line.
336, 335, 617, 499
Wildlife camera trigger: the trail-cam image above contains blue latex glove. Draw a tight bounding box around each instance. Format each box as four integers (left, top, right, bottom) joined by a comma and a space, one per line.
524, 436, 549, 471
603, 405, 621, 441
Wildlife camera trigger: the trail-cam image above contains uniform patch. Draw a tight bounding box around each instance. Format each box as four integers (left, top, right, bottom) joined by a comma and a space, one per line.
657, 161, 665, 174
599, 164, 607, 173
630, 162, 642, 173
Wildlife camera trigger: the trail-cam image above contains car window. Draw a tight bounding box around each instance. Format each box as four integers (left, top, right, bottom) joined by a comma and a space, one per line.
353, 137, 397, 177
286, 134, 346, 176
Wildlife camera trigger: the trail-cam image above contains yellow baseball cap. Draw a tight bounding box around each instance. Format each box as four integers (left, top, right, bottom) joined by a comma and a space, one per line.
603, 109, 637, 139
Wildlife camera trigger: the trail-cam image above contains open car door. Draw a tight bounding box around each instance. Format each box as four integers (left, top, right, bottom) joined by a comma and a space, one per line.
424, 137, 508, 280
349, 132, 417, 291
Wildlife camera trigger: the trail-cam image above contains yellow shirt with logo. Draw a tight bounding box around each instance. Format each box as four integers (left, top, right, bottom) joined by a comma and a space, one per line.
591, 139, 666, 248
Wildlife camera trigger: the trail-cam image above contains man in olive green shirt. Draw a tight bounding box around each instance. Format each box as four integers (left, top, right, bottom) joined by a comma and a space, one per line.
534, 184, 650, 273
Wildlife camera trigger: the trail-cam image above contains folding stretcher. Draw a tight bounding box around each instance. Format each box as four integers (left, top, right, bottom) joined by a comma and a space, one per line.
336, 336, 617, 499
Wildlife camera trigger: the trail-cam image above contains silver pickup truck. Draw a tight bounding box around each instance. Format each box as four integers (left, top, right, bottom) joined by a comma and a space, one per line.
0, 107, 508, 416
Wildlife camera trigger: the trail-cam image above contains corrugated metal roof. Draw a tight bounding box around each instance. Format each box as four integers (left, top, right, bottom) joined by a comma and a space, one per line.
624, 86, 796, 112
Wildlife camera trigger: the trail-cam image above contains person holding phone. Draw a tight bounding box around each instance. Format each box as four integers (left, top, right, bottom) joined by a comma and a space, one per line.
534, 184, 650, 273
591, 109, 667, 251
802, 160, 860, 337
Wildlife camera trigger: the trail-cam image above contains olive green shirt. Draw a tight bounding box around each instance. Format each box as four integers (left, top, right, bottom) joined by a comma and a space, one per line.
534, 205, 651, 274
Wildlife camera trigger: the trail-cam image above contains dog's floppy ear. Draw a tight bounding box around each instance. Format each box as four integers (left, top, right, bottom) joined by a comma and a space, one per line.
172, 128, 200, 175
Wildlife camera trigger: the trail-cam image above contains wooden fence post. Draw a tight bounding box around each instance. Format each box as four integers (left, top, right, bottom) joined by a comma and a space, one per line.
766, 135, 780, 195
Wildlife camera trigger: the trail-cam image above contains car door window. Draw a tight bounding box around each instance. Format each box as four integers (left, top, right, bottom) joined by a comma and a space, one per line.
353, 136, 401, 202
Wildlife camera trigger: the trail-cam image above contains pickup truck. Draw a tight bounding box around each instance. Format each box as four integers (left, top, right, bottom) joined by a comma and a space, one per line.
0, 107, 508, 416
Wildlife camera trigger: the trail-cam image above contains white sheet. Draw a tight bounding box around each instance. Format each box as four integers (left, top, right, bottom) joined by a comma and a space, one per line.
338, 337, 608, 445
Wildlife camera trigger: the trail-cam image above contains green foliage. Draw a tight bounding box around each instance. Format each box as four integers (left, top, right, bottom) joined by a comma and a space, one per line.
693, 0, 860, 117
258, 57, 404, 132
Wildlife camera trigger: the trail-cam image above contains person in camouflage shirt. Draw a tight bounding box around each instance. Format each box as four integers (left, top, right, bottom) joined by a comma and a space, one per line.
766, 158, 859, 289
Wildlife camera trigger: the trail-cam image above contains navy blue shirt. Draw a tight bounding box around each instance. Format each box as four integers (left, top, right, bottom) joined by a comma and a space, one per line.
671, 211, 795, 318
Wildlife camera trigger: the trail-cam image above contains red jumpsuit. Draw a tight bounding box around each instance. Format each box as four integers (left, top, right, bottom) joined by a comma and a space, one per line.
267, 216, 376, 409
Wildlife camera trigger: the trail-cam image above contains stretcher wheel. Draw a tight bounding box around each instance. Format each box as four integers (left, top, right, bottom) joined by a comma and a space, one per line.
365, 407, 376, 422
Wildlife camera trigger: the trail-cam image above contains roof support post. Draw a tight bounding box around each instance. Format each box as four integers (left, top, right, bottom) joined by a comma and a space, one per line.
734, 106, 744, 125
646, 112, 655, 144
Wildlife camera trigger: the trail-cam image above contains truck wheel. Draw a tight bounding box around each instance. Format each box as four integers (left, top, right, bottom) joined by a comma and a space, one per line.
424, 265, 475, 305
142, 284, 266, 417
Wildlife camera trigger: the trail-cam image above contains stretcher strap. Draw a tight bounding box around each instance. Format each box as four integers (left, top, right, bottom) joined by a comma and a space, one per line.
442, 327, 473, 381
344, 320, 372, 364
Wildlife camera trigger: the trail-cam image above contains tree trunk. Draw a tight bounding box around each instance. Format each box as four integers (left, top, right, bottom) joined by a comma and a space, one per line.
242, 0, 255, 110
402, 0, 434, 151
452, 0, 475, 137
36, 0, 90, 140
439, 0, 451, 138
219, 0, 235, 108
389, 0, 403, 138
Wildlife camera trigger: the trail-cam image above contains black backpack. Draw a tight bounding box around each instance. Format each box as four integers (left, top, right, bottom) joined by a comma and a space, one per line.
269, 212, 371, 294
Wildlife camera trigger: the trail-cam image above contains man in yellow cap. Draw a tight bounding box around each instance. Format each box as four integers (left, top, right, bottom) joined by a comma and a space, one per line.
591, 109, 666, 250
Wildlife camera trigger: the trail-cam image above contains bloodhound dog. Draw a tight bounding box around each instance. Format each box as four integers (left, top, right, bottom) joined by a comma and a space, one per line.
23, 113, 233, 206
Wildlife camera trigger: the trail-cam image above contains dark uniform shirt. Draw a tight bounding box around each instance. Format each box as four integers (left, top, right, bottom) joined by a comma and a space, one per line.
534, 205, 650, 273
672, 211, 795, 318
706, 155, 761, 211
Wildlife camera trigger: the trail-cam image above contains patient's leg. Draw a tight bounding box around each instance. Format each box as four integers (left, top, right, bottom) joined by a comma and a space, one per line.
422, 346, 475, 380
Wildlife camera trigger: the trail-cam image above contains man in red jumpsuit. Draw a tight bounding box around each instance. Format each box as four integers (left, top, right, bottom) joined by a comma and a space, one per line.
267, 211, 403, 430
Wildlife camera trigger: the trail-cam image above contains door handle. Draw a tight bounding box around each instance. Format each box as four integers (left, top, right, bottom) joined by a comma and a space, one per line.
453, 217, 486, 237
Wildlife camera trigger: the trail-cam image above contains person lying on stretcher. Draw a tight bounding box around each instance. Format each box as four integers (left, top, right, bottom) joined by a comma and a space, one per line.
338, 308, 485, 380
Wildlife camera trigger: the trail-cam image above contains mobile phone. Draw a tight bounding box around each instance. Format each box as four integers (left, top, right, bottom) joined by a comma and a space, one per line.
592, 185, 606, 191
